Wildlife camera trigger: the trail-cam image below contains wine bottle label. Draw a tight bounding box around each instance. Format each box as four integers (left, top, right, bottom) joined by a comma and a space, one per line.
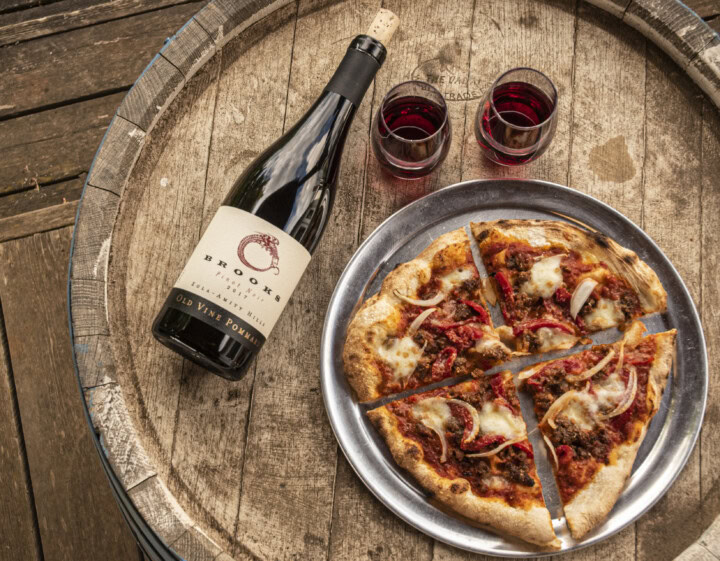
168, 206, 311, 349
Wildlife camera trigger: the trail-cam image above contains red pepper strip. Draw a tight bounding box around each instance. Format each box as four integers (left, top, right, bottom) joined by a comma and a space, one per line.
626, 356, 653, 366
432, 318, 477, 330
512, 319, 575, 338
490, 375, 506, 399
430, 347, 458, 380
512, 441, 534, 459
494, 271, 515, 305
555, 444, 574, 465
448, 402, 475, 444
461, 300, 490, 325
461, 434, 506, 452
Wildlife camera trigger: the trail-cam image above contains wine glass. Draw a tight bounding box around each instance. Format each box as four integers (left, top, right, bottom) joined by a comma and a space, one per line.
371, 81, 451, 179
474, 68, 558, 166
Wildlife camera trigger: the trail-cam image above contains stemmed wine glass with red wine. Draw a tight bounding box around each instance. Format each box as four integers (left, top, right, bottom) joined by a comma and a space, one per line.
474, 68, 558, 166
371, 81, 451, 179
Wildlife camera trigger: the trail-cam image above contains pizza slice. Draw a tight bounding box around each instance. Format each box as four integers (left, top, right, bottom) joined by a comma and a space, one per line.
518, 321, 676, 539
344, 228, 512, 401
471, 219, 667, 353
368, 374, 560, 549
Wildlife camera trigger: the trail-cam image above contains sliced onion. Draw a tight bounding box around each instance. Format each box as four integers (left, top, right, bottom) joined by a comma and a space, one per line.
393, 289, 444, 307
481, 277, 497, 306
566, 350, 615, 382
539, 390, 581, 429
598, 367, 637, 420
615, 340, 625, 376
407, 308, 437, 336
447, 399, 480, 444
466, 436, 526, 458
518, 365, 542, 380
570, 278, 598, 319
543, 433, 559, 468
429, 426, 449, 463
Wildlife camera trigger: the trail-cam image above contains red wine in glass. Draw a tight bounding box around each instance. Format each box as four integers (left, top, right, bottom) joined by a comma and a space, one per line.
475, 69, 558, 166
372, 81, 451, 179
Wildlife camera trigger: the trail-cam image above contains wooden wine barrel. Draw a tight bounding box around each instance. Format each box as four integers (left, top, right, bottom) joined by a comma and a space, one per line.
68, 0, 720, 559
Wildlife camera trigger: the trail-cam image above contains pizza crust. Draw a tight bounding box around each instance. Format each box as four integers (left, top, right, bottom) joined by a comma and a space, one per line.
368, 406, 560, 549
470, 219, 667, 315
563, 330, 677, 539
343, 228, 479, 401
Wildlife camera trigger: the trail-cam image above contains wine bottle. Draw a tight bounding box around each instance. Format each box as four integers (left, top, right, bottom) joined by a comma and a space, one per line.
152, 10, 399, 381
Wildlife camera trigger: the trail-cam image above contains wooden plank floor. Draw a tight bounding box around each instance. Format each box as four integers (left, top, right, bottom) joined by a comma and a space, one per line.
0, 0, 718, 559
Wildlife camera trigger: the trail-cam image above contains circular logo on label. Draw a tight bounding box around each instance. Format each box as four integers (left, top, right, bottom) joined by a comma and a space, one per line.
238, 233, 280, 275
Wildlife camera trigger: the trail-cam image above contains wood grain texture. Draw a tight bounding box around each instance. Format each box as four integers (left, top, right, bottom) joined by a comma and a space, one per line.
700, 101, 720, 531
0, 303, 41, 560
0, 228, 138, 561
700, 513, 720, 559
584, 0, 631, 19
69, 185, 118, 281
87, 116, 146, 196
85, 382, 156, 489
675, 543, 720, 561
0, 176, 83, 220
568, 2, 646, 226
71, 278, 110, 337
117, 55, 185, 132
625, 0, 718, 67
688, 36, 720, 108
635, 43, 704, 561
684, 0, 720, 19
0, 199, 78, 242
74, 334, 116, 389
0, 0, 207, 47
161, 18, 216, 78
0, 2, 201, 117
0, 92, 123, 196
128, 476, 191, 546
193, 0, 292, 46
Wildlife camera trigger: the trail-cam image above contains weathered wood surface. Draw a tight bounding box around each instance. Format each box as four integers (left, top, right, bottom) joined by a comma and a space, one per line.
0, 228, 140, 561
0, 302, 42, 560
35, 0, 718, 559
0, 0, 198, 46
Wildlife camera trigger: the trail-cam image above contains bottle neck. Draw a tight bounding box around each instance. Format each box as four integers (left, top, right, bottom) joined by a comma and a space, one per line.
324, 35, 386, 107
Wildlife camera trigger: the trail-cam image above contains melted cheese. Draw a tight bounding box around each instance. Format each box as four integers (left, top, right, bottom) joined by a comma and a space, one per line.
477, 402, 526, 439
583, 298, 624, 330
520, 254, 564, 299
534, 327, 577, 352
594, 370, 626, 410
439, 267, 475, 293
412, 397, 452, 431
377, 336, 423, 382
559, 393, 598, 430
486, 475, 506, 490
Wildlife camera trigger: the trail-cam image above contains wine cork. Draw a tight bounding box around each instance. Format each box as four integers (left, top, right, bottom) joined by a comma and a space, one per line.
366, 9, 399, 45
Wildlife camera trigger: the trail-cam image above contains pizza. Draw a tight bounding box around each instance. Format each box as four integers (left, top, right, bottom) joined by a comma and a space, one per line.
518, 321, 676, 539
342, 219, 679, 545
471, 220, 667, 353
368, 374, 560, 549
343, 228, 512, 401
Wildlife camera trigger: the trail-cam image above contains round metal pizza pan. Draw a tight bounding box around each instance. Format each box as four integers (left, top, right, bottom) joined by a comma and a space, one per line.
320, 178, 707, 557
